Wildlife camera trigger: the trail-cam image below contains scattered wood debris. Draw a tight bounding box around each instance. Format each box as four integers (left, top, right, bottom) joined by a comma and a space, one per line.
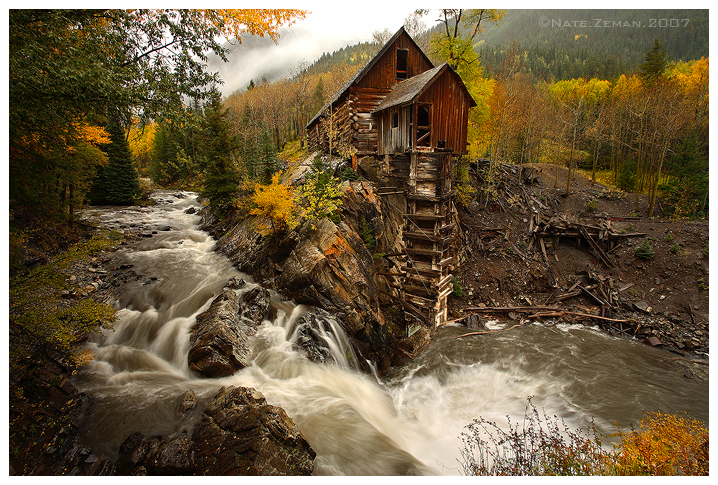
529, 211, 646, 267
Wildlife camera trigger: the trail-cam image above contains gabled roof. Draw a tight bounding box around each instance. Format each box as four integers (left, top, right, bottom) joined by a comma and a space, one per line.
371, 62, 478, 113
306, 26, 434, 129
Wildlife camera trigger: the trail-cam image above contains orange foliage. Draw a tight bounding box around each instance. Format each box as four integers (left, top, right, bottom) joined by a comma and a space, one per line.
612, 411, 708, 475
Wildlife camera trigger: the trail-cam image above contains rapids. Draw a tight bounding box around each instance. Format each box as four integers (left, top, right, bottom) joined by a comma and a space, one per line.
76, 190, 708, 475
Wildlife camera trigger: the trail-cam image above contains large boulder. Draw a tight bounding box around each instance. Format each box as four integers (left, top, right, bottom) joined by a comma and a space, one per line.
278, 218, 380, 336
191, 386, 315, 475
115, 386, 314, 476
188, 286, 271, 378
209, 180, 417, 374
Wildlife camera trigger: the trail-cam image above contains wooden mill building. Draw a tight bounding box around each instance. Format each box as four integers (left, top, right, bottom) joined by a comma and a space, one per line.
307, 27, 476, 327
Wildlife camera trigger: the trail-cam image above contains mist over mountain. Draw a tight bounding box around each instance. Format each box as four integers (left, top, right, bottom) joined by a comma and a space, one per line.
207, 25, 370, 97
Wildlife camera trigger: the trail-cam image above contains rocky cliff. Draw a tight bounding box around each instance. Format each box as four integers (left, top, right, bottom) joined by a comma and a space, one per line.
206, 171, 432, 374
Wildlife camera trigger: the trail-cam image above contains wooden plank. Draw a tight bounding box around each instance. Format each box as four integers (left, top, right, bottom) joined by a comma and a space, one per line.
579, 226, 613, 267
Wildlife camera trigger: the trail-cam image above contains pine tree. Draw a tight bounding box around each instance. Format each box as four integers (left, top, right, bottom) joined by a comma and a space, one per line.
88, 115, 140, 205
258, 124, 278, 183
201, 88, 239, 214
639, 38, 669, 86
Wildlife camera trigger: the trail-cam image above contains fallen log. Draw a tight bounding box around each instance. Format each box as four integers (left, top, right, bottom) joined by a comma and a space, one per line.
453, 322, 525, 339
464, 305, 561, 313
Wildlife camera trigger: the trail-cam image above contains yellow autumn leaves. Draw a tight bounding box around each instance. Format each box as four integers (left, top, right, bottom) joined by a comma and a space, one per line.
249, 166, 344, 236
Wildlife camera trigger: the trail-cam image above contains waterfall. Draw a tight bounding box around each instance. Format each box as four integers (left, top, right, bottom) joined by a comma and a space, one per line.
75, 190, 708, 475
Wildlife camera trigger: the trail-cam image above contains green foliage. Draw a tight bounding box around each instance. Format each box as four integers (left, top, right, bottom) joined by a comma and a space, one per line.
452, 277, 465, 297
658, 133, 708, 219
634, 239, 655, 260
149, 120, 203, 188
586, 198, 598, 211
341, 167, 357, 181
359, 216, 376, 251
9, 8, 304, 230
87, 115, 141, 205
9, 230, 122, 371
200, 88, 240, 214
476, 10, 707, 82
296, 156, 344, 224
616, 162, 637, 193
639, 38, 669, 86
669, 243, 681, 254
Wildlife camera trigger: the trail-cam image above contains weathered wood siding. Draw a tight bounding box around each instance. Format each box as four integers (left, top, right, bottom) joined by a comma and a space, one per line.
417, 68, 472, 155
355, 31, 433, 91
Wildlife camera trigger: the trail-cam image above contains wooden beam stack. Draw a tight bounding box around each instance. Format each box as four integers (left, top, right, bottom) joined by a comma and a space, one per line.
398, 151, 456, 327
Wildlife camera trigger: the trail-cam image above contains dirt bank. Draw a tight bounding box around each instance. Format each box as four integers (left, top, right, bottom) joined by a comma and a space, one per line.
449, 161, 708, 370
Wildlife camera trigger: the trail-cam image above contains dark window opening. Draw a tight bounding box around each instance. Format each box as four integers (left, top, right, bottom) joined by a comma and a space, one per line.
417, 105, 430, 147
396, 49, 408, 79
392, 112, 399, 128
437, 140, 446, 149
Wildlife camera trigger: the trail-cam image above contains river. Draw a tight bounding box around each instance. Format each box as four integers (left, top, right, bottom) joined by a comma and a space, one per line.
76, 190, 708, 475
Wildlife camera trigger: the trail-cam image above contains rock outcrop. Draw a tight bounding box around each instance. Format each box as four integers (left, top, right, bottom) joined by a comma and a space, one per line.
188, 286, 271, 378
210, 180, 416, 374
191, 386, 315, 475
278, 217, 380, 334
115, 386, 315, 476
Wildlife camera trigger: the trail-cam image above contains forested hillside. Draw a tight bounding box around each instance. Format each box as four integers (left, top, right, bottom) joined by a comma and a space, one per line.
477, 9, 708, 81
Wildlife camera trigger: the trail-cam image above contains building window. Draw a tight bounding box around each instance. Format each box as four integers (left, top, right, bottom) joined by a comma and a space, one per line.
417, 105, 430, 147
392, 112, 399, 128
396, 49, 408, 79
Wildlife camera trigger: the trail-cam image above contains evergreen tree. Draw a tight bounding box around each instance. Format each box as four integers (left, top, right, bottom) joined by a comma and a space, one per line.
201, 88, 239, 213
258, 124, 278, 183
311, 77, 325, 114
88, 115, 140, 205
639, 38, 669, 86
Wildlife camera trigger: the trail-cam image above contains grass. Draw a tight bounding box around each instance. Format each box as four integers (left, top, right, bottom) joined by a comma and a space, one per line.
9, 229, 122, 372
278, 138, 310, 165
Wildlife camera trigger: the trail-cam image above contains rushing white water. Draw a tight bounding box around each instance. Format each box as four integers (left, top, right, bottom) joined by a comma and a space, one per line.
76, 191, 708, 475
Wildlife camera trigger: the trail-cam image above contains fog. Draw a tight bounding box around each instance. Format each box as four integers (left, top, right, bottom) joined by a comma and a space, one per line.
206, 26, 362, 97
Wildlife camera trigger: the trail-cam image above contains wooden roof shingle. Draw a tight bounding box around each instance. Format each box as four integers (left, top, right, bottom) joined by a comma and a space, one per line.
372, 62, 477, 113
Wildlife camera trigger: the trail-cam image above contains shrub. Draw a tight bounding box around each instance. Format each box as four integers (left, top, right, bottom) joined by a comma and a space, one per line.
452, 277, 464, 297
669, 243, 681, 254
587, 198, 597, 211
459, 398, 610, 476
340, 167, 357, 181
359, 216, 376, 252
460, 400, 709, 476
634, 239, 655, 260
295, 157, 344, 225
610, 411, 708, 475
250, 171, 298, 236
